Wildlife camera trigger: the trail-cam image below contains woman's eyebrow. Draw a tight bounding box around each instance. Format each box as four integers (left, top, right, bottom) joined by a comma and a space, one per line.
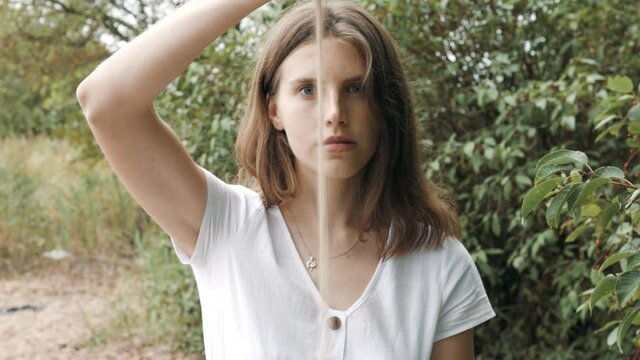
289, 75, 365, 85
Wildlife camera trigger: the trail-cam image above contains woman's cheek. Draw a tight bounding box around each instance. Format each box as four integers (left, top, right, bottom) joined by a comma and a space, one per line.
288, 133, 308, 158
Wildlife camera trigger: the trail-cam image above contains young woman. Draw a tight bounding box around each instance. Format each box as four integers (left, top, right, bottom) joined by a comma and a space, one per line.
76, 0, 496, 358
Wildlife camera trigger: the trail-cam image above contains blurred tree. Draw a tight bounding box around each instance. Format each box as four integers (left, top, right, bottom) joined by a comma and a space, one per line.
0, 0, 185, 157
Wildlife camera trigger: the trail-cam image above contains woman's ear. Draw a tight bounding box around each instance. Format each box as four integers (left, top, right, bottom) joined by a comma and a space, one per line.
267, 93, 284, 131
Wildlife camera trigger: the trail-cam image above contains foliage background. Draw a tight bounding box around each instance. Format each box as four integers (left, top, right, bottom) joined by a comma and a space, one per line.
3, 0, 640, 358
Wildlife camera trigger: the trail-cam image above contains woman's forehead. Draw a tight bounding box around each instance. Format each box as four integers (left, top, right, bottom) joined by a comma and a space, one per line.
279, 38, 366, 84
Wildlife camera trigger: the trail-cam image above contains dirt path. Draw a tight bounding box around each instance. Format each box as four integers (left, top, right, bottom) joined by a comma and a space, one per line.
0, 259, 201, 360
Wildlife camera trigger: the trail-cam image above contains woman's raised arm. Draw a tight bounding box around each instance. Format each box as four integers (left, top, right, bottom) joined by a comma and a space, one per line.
75, 0, 269, 258
76, 0, 269, 115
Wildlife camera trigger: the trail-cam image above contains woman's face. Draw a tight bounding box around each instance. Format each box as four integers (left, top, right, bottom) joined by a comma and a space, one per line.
267, 37, 380, 181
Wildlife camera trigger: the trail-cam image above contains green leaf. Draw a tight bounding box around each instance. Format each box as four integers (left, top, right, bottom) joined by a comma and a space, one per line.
463, 142, 475, 157
566, 183, 586, 211
565, 223, 590, 243
560, 115, 576, 130
591, 267, 605, 286
535, 150, 588, 173
616, 271, 640, 307
628, 122, 640, 135
595, 95, 632, 120
629, 105, 640, 122
618, 306, 640, 352
597, 201, 622, 237
491, 213, 501, 236
590, 274, 617, 312
534, 164, 572, 185
484, 147, 495, 160
570, 177, 610, 211
546, 185, 573, 228
634, 210, 640, 226
601, 252, 636, 272
608, 325, 620, 346
594, 111, 617, 123
581, 204, 601, 217
594, 166, 625, 179
619, 191, 634, 208
596, 123, 623, 142
594, 114, 618, 131
561, 115, 576, 130
521, 177, 563, 219
575, 301, 590, 315
629, 255, 640, 271
607, 76, 634, 94
595, 319, 621, 334
625, 189, 640, 209
587, 73, 604, 83
515, 174, 532, 188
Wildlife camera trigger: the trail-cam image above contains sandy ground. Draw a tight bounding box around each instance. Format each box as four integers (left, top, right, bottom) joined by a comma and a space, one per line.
0, 259, 202, 360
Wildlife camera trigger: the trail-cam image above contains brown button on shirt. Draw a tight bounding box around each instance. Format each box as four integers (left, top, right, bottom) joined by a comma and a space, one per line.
328, 316, 342, 330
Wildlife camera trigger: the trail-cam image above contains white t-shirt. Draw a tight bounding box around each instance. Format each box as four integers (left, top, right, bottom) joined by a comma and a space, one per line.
171, 165, 496, 359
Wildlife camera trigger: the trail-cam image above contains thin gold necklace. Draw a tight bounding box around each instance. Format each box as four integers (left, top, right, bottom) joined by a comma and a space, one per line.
284, 206, 360, 271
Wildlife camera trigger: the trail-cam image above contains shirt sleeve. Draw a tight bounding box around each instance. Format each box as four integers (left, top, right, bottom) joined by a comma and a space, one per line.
433, 238, 496, 342
170, 165, 260, 268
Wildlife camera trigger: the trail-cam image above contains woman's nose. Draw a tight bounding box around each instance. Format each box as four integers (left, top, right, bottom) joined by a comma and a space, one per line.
323, 94, 347, 127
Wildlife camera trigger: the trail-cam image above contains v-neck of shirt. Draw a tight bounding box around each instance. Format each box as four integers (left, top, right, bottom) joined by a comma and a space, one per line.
274, 205, 392, 316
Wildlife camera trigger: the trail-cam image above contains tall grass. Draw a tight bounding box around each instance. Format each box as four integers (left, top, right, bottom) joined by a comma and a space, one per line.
126, 228, 203, 354
0, 135, 143, 276
93, 227, 203, 355
0, 135, 203, 355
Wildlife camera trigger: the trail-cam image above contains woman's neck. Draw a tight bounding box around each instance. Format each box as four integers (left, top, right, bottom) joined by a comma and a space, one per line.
293, 168, 363, 225
280, 167, 367, 249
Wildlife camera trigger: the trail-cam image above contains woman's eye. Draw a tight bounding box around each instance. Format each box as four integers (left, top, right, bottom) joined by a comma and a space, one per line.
298, 84, 364, 96
348, 84, 364, 94
299, 86, 315, 96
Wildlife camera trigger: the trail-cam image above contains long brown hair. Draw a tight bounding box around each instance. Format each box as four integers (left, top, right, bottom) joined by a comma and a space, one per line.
234, 0, 460, 260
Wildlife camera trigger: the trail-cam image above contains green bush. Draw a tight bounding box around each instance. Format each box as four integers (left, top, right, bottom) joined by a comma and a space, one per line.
132, 0, 640, 357
523, 76, 640, 354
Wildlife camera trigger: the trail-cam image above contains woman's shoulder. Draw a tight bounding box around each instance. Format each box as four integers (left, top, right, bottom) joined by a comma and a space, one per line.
406, 224, 469, 257
400, 235, 473, 272
200, 165, 263, 200
198, 165, 266, 225
433, 236, 475, 266
439, 236, 470, 255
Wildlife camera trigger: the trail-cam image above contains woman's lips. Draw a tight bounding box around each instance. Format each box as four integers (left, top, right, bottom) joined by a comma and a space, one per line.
324, 142, 357, 152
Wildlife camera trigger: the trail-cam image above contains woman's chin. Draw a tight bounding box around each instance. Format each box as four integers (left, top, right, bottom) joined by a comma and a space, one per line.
294, 159, 367, 181
319, 166, 365, 181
